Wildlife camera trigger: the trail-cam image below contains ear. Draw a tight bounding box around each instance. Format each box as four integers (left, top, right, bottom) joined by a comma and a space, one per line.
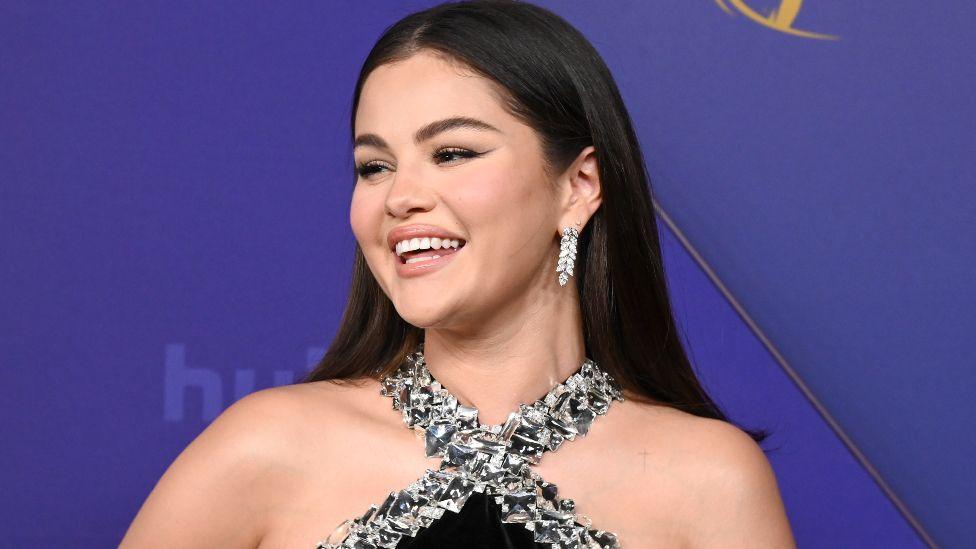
558, 145, 602, 233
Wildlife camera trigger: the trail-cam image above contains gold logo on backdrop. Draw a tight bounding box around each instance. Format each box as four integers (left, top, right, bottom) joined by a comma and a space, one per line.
714, 0, 839, 40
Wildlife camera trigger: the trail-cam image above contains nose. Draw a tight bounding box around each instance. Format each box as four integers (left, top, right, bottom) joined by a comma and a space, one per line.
384, 164, 437, 219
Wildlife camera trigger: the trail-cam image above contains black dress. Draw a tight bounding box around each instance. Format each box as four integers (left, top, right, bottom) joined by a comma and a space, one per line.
316, 343, 624, 549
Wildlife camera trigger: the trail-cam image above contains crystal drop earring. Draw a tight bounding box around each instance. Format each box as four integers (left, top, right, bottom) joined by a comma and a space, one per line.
556, 220, 582, 287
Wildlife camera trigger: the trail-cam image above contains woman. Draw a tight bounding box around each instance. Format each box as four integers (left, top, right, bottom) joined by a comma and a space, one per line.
122, 1, 795, 547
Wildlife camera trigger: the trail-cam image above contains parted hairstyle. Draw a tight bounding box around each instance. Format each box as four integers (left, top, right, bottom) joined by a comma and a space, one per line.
301, 0, 769, 444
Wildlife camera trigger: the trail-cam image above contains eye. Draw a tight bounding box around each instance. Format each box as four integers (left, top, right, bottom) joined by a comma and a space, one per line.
355, 161, 389, 179
434, 147, 481, 164
354, 148, 484, 181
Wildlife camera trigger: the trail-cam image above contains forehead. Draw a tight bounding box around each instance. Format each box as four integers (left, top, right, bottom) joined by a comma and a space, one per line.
355, 51, 512, 135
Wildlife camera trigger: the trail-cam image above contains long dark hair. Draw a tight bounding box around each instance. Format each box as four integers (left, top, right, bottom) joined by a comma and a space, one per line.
301, 0, 769, 444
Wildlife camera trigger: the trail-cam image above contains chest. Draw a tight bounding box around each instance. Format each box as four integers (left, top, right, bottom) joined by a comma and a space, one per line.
257, 426, 692, 549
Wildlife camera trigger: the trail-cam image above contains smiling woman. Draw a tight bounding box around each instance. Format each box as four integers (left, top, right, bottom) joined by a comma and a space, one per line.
121, 1, 795, 548
348, 50, 567, 306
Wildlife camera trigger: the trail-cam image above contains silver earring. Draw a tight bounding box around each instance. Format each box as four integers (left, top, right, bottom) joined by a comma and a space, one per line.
557, 224, 580, 286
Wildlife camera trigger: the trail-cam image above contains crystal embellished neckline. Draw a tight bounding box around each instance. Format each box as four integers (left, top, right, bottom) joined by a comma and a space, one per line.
387, 342, 625, 463
316, 342, 626, 549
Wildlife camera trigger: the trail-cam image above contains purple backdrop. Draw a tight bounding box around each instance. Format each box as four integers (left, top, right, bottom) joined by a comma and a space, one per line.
3, 1, 970, 546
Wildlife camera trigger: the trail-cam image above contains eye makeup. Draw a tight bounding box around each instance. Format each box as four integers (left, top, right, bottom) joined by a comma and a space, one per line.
354, 147, 486, 179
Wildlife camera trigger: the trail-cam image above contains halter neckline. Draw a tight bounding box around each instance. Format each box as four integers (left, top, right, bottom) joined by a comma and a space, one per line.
317, 341, 625, 548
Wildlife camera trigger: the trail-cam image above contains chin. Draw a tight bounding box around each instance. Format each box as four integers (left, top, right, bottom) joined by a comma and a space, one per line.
392, 300, 451, 329
397, 314, 447, 331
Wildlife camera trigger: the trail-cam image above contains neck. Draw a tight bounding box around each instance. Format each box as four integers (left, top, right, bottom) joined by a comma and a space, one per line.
420, 286, 586, 426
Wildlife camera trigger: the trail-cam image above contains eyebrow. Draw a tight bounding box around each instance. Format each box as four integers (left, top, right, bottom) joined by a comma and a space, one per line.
353, 116, 502, 152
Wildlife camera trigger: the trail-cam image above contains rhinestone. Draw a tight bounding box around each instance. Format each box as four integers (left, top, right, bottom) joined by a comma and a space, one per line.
319, 343, 624, 548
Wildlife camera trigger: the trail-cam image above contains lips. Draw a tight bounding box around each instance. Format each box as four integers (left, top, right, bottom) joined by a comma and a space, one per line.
393, 239, 465, 277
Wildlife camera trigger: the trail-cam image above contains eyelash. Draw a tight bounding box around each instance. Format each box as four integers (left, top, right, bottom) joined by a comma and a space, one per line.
355, 147, 482, 179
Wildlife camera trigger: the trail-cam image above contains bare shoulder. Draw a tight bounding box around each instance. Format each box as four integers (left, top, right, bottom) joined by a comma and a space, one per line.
627, 401, 795, 548
294, 376, 391, 426
265, 376, 409, 466
121, 378, 380, 548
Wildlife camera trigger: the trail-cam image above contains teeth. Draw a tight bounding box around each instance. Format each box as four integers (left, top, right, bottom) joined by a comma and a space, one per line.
405, 254, 441, 264
395, 237, 464, 256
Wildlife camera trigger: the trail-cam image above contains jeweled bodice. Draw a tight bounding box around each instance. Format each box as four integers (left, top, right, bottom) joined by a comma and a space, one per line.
315, 342, 625, 548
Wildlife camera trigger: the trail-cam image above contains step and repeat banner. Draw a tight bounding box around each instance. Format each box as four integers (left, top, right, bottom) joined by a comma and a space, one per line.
3, 1, 970, 546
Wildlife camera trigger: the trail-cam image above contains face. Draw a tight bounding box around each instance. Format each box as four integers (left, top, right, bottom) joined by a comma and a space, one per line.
350, 50, 565, 331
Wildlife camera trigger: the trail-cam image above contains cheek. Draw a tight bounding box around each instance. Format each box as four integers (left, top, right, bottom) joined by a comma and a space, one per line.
455, 173, 551, 261
349, 186, 381, 247
349, 188, 391, 291
453, 170, 533, 224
